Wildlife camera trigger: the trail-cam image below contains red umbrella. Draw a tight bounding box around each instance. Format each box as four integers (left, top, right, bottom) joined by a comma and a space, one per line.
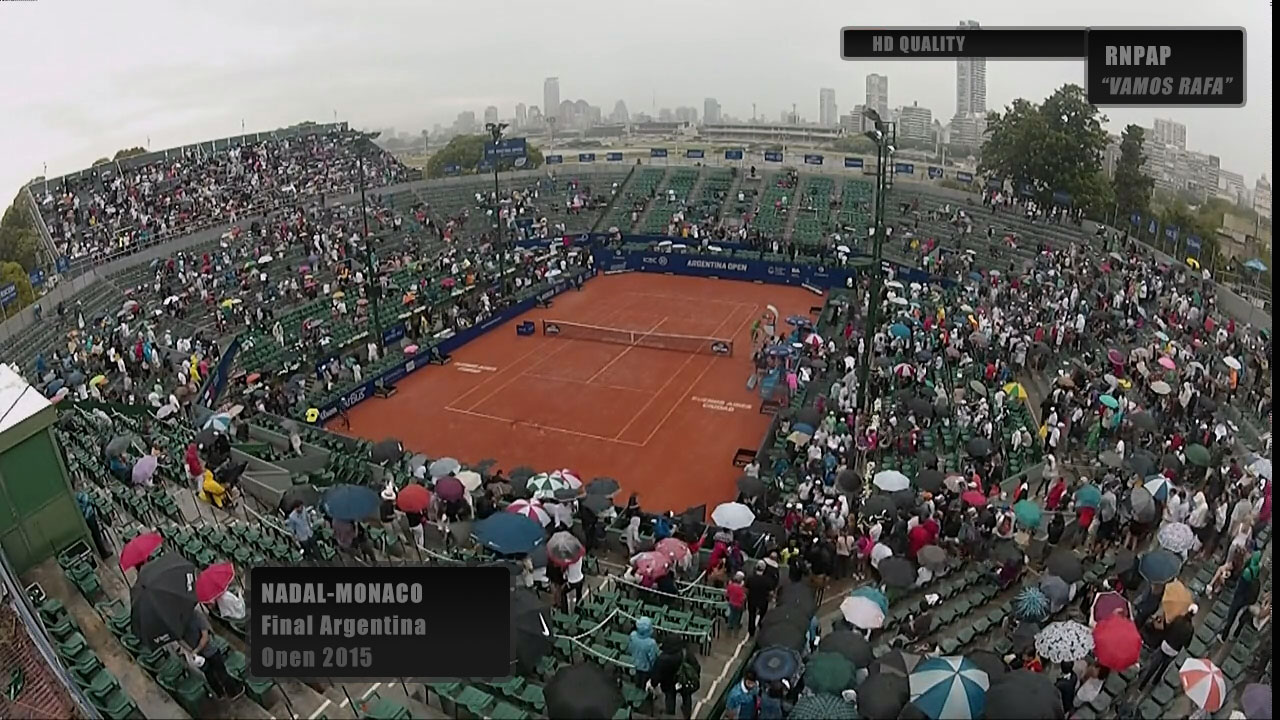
119, 532, 163, 572
1093, 615, 1142, 670
196, 562, 235, 603
396, 484, 431, 513
1107, 348, 1124, 365
961, 490, 988, 507
632, 551, 672, 580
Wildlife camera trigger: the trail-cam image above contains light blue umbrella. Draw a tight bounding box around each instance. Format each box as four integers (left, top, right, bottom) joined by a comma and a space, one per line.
1143, 475, 1174, 502
1244, 258, 1268, 272
1074, 484, 1102, 510
203, 413, 232, 432
1014, 586, 1050, 621
850, 586, 889, 615
908, 655, 990, 719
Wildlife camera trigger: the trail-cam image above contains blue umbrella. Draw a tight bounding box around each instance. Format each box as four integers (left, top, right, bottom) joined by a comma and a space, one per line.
765, 344, 794, 357
1143, 475, 1173, 502
850, 586, 889, 615
321, 485, 380, 521
785, 315, 812, 327
1014, 586, 1050, 621
1139, 549, 1183, 583
890, 323, 911, 339
968, 271, 984, 282
792, 422, 816, 437
45, 379, 66, 396
473, 513, 546, 555
1244, 258, 1268, 272
752, 646, 803, 683
1074, 484, 1101, 509
908, 655, 990, 719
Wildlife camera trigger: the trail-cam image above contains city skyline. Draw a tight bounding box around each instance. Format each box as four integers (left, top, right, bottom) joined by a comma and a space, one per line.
0, 0, 1269, 204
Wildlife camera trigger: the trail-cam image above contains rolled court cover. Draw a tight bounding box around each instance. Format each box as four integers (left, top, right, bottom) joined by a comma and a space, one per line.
542, 319, 734, 357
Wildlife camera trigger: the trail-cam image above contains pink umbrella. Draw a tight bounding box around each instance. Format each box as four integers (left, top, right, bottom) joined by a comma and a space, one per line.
507, 498, 551, 527
1107, 348, 1123, 365
441, 277, 457, 289
654, 537, 692, 566
1158, 356, 1176, 370
632, 550, 672, 580
1090, 590, 1132, 625
404, 345, 419, 355
962, 490, 988, 507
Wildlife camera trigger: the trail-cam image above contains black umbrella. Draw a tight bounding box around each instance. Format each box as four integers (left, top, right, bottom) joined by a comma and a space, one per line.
680, 504, 708, 525
370, 438, 403, 465
760, 604, 812, 631
776, 581, 817, 617
755, 621, 806, 651
1114, 549, 1137, 574
855, 672, 909, 719
1195, 396, 1217, 414
130, 552, 198, 647
990, 540, 1025, 565
796, 407, 822, 427
1161, 453, 1183, 471
877, 557, 916, 588
192, 428, 218, 447
580, 495, 613, 516
984, 669, 1065, 719
906, 397, 933, 418
544, 663, 621, 719
966, 649, 1008, 682
280, 484, 321, 510
869, 650, 922, 679
966, 437, 993, 458
737, 474, 766, 498
861, 494, 895, 518
817, 630, 873, 668
889, 489, 917, 509
837, 469, 861, 493
1012, 621, 1041, 653
509, 466, 536, 483
585, 477, 620, 496
105, 435, 133, 457
511, 588, 552, 673
915, 468, 944, 493
1045, 550, 1084, 584
917, 450, 937, 470
1129, 412, 1158, 432
1127, 452, 1158, 478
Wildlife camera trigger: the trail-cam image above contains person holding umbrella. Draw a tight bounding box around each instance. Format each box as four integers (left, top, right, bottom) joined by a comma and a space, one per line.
653, 637, 700, 719
182, 608, 244, 700
1220, 550, 1264, 643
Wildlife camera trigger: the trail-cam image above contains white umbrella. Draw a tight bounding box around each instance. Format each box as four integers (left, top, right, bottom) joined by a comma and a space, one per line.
507, 499, 551, 527
890, 296, 909, 306
554, 469, 583, 489
837, 244, 851, 254
873, 470, 911, 493
839, 595, 886, 629
885, 280, 904, 289
258, 254, 274, 264
805, 333, 823, 347
455, 470, 483, 493
1223, 356, 1242, 371
1180, 658, 1227, 713
1248, 457, 1271, 480
1158, 522, 1199, 554
711, 502, 756, 530
429, 457, 462, 478
1034, 621, 1094, 663
1150, 380, 1172, 395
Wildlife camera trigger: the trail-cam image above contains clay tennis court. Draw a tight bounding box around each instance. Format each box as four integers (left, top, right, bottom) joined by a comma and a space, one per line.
338, 273, 820, 510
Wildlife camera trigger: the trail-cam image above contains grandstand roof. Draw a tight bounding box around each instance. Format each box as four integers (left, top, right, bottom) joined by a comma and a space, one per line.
0, 365, 51, 436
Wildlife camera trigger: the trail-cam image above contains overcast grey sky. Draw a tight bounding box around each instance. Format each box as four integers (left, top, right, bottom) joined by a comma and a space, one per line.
0, 0, 1270, 204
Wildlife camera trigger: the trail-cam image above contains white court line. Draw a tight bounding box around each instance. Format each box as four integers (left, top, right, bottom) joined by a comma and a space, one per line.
522, 372, 657, 396
691, 634, 753, 719
308, 682, 383, 719
637, 304, 758, 447
444, 406, 646, 447
584, 316, 668, 384
445, 336, 556, 408
622, 291, 756, 307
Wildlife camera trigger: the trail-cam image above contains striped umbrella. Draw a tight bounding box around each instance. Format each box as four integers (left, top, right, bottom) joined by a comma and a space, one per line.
1144, 475, 1175, 502
788, 693, 858, 720
507, 498, 551, 527
1179, 658, 1227, 713
526, 473, 570, 501
554, 469, 583, 489
908, 656, 990, 720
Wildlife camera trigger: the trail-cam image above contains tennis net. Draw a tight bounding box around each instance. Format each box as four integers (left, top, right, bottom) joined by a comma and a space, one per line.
541, 320, 734, 357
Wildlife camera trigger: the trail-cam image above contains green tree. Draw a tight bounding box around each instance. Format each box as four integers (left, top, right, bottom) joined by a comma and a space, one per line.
831, 135, 878, 155
92, 157, 112, 166
425, 135, 544, 178
0, 261, 35, 311
979, 84, 1109, 212
113, 147, 148, 160
1113, 125, 1154, 220
0, 198, 41, 270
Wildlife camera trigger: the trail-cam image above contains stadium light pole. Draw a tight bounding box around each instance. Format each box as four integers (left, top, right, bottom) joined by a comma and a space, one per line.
856, 108, 895, 412
358, 152, 385, 349
487, 122, 510, 297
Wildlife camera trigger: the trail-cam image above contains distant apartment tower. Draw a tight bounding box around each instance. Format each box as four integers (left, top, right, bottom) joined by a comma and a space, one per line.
1218, 170, 1248, 205
842, 106, 867, 134
1256, 175, 1272, 220
483, 106, 499, 125
675, 106, 698, 124
819, 88, 838, 127
1151, 118, 1187, 150
514, 103, 527, 128
611, 100, 629, 123
527, 105, 542, 126
865, 75, 889, 120
897, 102, 932, 141
955, 20, 986, 116
543, 77, 560, 123
454, 111, 477, 134
704, 98, 722, 124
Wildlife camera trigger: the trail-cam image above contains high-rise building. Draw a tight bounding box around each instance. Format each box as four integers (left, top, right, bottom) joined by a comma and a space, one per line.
865, 75, 889, 121
819, 88, 838, 127
1151, 118, 1188, 150
611, 100, 629, 123
483, 106, 498, 125
955, 20, 986, 116
453, 111, 477, 134
841, 108, 866, 134
543, 77, 560, 123
1255, 175, 1272, 220
514, 103, 527, 128
704, 98, 722, 124
675, 106, 698, 124
659, 108, 674, 122
1217, 170, 1248, 205
897, 102, 933, 141
527, 106, 542, 127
